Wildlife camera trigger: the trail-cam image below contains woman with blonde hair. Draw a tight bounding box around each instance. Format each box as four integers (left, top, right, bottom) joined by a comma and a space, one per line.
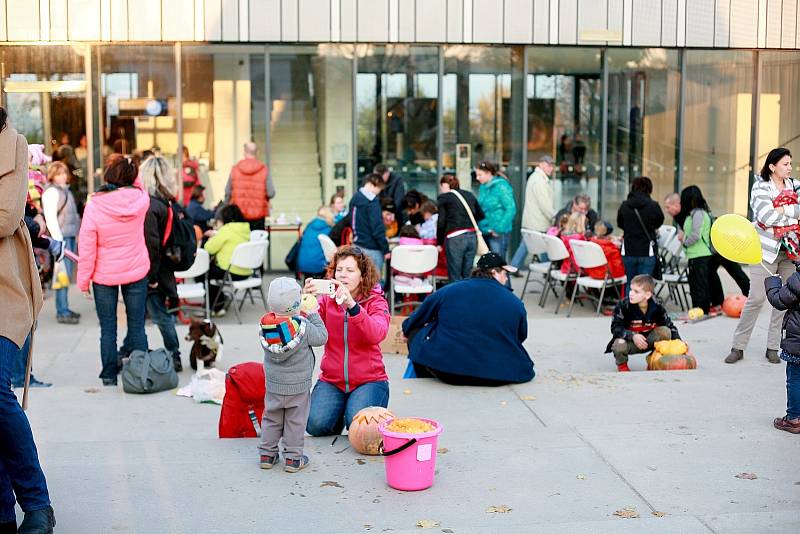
560, 212, 588, 275
141, 156, 185, 371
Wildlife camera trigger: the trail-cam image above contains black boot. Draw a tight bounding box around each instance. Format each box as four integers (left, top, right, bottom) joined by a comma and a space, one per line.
17, 506, 55, 534
173, 356, 183, 373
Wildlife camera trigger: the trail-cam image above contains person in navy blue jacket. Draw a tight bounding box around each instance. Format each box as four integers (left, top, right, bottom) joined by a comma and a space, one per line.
297, 207, 334, 277
350, 173, 390, 273
402, 253, 534, 386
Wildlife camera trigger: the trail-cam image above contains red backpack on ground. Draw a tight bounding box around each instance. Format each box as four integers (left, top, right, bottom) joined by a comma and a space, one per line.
218, 362, 265, 438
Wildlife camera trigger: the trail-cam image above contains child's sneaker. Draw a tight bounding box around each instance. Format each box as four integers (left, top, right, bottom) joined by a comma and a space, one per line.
617, 363, 631, 372
284, 455, 310, 473
259, 454, 280, 469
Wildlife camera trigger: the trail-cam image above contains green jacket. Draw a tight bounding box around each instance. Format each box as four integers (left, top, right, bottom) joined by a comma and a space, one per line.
204, 222, 253, 276
682, 209, 713, 260
478, 177, 516, 235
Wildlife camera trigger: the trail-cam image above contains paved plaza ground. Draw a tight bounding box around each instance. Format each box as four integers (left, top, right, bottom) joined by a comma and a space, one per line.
14, 273, 800, 533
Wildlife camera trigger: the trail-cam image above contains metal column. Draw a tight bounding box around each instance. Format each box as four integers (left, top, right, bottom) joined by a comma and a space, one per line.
436, 46, 444, 179
174, 42, 183, 201
598, 49, 609, 217
675, 49, 686, 193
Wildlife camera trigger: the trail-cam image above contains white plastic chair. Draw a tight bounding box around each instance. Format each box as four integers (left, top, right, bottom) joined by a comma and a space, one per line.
318, 234, 337, 262
539, 234, 573, 313
389, 245, 439, 314
174, 249, 211, 319
250, 230, 269, 242
566, 240, 626, 317
211, 241, 268, 323
519, 229, 550, 298
656, 236, 690, 310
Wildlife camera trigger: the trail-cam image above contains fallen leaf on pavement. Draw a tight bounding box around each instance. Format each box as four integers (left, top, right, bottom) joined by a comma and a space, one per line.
415, 519, 440, 528
735, 472, 758, 480
356, 459, 366, 465
486, 505, 512, 514
652, 511, 666, 517
403, 389, 412, 395
437, 448, 449, 454
576, 474, 586, 480
613, 507, 640, 519
519, 395, 536, 400
320, 480, 343, 488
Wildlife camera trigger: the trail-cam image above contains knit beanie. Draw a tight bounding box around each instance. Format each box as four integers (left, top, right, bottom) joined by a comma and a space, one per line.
268, 277, 302, 316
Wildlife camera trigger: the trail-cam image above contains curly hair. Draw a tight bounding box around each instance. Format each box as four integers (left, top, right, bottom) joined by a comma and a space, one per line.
325, 245, 381, 300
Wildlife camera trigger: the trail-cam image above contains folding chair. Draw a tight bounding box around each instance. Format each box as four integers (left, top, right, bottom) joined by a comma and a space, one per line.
519, 229, 550, 298
318, 233, 337, 262
173, 249, 211, 321
211, 241, 269, 324
250, 230, 269, 242
656, 225, 677, 266
656, 233, 690, 310
566, 240, 626, 317
389, 245, 439, 314
538, 234, 574, 313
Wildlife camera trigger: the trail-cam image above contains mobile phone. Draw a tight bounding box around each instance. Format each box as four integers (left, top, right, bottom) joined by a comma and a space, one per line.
310, 279, 336, 296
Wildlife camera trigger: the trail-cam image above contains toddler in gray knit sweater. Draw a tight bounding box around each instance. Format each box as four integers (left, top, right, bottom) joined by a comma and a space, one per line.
258, 277, 328, 472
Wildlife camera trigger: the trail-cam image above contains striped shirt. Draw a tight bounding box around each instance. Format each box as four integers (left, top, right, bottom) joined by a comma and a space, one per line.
751, 177, 800, 263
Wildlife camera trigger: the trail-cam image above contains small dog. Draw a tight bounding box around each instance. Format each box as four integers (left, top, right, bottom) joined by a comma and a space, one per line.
186, 318, 223, 370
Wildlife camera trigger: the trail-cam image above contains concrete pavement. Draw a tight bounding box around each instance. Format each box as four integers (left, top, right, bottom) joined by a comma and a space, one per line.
13, 275, 800, 533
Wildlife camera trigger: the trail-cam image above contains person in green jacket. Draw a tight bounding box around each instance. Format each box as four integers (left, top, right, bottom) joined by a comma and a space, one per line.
678, 185, 723, 313
205, 203, 253, 314
476, 160, 517, 261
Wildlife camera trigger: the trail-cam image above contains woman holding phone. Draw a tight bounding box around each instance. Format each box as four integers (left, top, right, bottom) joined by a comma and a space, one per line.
303, 245, 391, 436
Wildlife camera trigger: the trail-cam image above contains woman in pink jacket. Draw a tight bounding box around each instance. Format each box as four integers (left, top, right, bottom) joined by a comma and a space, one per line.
302, 246, 391, 436
78, 156, 150, 386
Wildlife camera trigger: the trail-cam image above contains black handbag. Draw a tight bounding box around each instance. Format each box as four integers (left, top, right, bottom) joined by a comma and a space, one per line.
285, 238, 301, 272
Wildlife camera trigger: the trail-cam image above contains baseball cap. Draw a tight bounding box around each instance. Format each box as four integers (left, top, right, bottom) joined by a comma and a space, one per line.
476, 252, 518, 273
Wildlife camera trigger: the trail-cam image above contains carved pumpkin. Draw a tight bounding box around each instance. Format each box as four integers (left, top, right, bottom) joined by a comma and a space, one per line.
647, 339, 697, 371
348, 406, 395, 455
722, 294, 747, 318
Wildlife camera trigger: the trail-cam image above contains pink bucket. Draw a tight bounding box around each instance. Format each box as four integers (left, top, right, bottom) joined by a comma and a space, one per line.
378, 418, 443, 491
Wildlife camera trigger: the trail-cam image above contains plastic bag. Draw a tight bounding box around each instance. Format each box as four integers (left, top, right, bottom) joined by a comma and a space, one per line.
190, 368, 227, 404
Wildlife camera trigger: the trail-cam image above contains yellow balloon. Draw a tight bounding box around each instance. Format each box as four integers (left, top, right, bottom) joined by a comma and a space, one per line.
710, 214, 762, 265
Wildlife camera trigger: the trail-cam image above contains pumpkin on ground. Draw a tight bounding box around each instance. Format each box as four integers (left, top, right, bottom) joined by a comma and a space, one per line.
348, 406, 395, 455
647, 339, 697, 371
722, 294, 747, 318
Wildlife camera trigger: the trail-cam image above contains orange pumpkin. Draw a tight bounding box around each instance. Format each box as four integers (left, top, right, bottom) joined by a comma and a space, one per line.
722, 294, 747, 318
348, 406, 395, 455
647, 340, 697, 371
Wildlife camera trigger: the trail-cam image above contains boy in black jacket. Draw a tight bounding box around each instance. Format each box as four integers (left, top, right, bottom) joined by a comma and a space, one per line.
349, 173, 389, 274
605, 274, 681, 372
764, 271, 800, 434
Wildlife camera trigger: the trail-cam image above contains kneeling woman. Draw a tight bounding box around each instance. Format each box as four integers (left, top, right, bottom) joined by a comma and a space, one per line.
305, 246, 391, 436
403, 253, 535, 386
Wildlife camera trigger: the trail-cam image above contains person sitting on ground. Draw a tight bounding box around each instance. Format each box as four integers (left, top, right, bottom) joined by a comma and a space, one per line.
204, 204, 252, 315
586, 220, 625, 280
402, 252, 534, 386
765, 267, 800, 434
303, 246, 390, 436
417, 200, 438, 240
330, 193, 348, 223
258, 277, 328, 472
553, 193, 600, 236
297, 206, 334, 278
560, 212, 588, 274
605, 274, 681, 372
186, 185, 216, 233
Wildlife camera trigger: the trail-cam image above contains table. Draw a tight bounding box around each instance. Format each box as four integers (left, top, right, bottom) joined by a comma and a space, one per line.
265, 222, 302, 271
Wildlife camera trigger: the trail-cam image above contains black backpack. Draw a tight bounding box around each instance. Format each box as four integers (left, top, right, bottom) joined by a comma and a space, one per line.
162, 201, 197, 271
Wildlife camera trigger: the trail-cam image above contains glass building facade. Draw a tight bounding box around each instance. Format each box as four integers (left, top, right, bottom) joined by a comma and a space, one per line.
2, 43, 800, 254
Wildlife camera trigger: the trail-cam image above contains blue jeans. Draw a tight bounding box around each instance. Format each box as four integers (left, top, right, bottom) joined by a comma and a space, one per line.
10, 336, 31, 388
445, 233, 477, 282
487, 232, 511, 259
362, 248, 385, 279
93, 277, 149, 380
54, 236, 76, 317
622, 255, 657, 296
306, 380, 390, 436
510, 240, 548, 269
0, 336, 50, 522
787, 361, 800, 419
146, 293, 180, 360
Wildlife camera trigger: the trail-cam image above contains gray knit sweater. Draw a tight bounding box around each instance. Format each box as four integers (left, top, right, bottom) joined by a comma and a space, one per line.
261, 313, 328, 395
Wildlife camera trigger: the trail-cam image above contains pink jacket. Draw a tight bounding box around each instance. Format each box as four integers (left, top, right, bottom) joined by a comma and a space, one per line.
77, 181, 150, 291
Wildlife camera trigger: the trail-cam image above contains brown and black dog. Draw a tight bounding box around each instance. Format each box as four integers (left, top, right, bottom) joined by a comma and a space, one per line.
185, 318, 223, 370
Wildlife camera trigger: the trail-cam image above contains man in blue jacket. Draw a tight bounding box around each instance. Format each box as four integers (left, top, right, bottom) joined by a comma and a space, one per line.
402, 253, 534, 386
350, 173, 390, 273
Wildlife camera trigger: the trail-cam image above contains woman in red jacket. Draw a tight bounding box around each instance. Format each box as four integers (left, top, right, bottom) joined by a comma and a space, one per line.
304, 246, 391, 436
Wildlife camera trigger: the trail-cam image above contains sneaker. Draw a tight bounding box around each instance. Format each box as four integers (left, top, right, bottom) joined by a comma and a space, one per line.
773, 416, 800, 434
27, 377, 53, 388
102, 378, 118, 386
259, 454, 280, 469
724, 348, 744, 364
285, 455, 310, 473
17, 505, 55, 534
212, 308, 226, 318
765, 349, 781, 364
172, 356, 183, 373
56, 314, 79, 325
617, 363, 631, 372
68, 310, 81, 319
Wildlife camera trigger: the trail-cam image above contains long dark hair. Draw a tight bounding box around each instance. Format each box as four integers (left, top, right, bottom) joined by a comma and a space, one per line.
677, 185, 710, 227
759, 147, 792, 181
0, 107, 7, 132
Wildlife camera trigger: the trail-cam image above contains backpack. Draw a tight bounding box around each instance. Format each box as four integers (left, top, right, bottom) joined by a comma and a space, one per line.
162, 201, 197, 271
218, 362, 266, 438
121, 349, 179, 394
329, 212, 352, 246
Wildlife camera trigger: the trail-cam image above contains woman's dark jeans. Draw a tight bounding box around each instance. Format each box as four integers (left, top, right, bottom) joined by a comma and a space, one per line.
445, 233, 477, 282
93, 277, 149, 380
622, 255, 657, 296
0, 336, 51, 522
687, 255, 724, 312
306, 380, 390, 436
786, 361, 800, 420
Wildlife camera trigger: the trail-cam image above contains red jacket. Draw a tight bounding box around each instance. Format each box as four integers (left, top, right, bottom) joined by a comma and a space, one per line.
317, 285, 390, 393
181, 159, 199, 206
560, 233, 586, 274
586, 237, 625, 280
230, 159, 270, 221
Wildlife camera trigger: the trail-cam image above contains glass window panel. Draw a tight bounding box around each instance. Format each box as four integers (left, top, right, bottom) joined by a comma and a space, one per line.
760, 52, 800, 178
